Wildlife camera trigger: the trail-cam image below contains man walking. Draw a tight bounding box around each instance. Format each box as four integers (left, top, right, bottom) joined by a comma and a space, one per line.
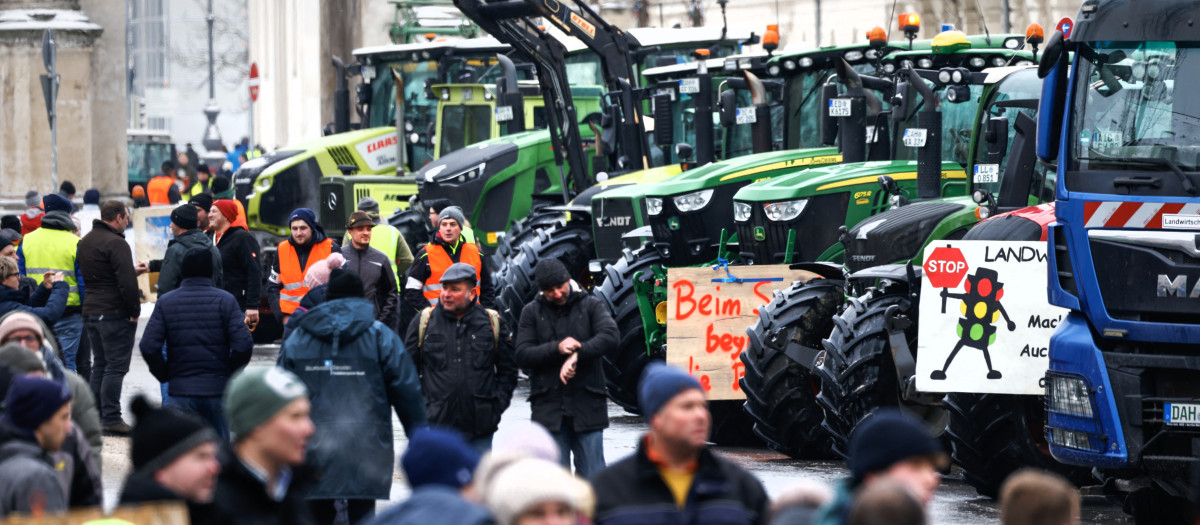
210, 200, 262, 330
78, 201, 144, 435
342, 211, 399, 328
590, 363, 769, 524
403, 205, 493, 315
266, 208, 338, 325
18, 194, 84, 373
515, 258, 617, 476
405, 263, 517, 450
0, 375, 74, 517
278, 269, 427, 524
146, 204, 222, 299
348, 197, 414, 279
147, 161, 182, 205
139, 248, 253, 439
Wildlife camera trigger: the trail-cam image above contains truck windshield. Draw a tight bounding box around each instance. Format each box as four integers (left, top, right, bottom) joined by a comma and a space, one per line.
368, 61, 440, 128
972, 69, 1043, 195
893, 81, 982, 167
1070, 42, 1200, 177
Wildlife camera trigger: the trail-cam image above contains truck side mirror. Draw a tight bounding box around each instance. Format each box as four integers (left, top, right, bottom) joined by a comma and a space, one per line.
819, 83, 839, 146
718, 90, 737, 127
653, 92, 674, 146
986, 116, 1009, 164
675, 142, 694, 161
1036, 30, 1069, 164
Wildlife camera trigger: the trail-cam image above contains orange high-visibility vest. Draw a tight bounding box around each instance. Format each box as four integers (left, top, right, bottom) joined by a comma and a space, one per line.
277, 238, 333, 314
147, 176, 175, 205
422, 242, 481, 305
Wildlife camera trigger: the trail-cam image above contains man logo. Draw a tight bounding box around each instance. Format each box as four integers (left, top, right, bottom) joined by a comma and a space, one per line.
753, 226, 766, 242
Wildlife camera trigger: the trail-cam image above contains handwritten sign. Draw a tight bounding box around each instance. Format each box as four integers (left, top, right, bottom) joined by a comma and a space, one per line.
132, 205, 177, 303
0, 501, 188, 524
666, 266, 818, 400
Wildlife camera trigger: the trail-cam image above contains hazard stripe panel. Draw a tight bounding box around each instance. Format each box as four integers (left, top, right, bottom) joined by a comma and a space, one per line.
1083, 201, 1200, 228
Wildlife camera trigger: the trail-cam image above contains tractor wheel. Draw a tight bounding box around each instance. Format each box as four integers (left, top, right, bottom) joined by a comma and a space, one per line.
739, 279, 845, 459
708, 399, 761, 446
387, 208, 431, 256
593, 246, 665, 413
815, 288, 947, 458
944, 393, 1094, 497
494, 221, 593, 334
490, 207, 565, 272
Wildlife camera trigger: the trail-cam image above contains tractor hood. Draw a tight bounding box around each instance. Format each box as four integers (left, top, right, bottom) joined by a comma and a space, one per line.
632, 147, 842, 198
416, 132, 539, 185
734, 160, 967, 202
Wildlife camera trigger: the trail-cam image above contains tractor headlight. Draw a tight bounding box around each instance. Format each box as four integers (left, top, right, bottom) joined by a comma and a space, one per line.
1046, 373, 1094, 418
992, 56, 1007, 67
918, 58, 933, 68
733, 202, 752, 222
673, 189, 714, 212
784, 59, 797, 70
1004, 37, 1021, 49
436, 163, 486, 183
844, 50, 864, 62
646, 197, 664, 216
257, 176, 272, 192
798, 57, 813, 68
768, 64, 781, 76
969, 57, 986, 69
882, 63, 897, 73
763, 199, 808, 221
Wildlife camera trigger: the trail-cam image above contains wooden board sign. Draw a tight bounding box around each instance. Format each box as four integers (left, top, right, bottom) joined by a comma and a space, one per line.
132, 205, 177, 303
666, 265, 818, 400
1, 501, 188, 524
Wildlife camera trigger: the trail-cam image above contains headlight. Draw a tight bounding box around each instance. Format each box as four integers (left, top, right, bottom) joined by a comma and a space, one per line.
901, 59, 914, 70
865, 49, 879, 59
1004, 37, 1021, 49
918, 58, 933, 68
733, 202, 752, 221
646, 197, 664, 216
844, 50, 864, 62
763, 199, 808, 221
768, 64, 781, 76
1015, 60, 1034, 66
436, 163, 486, 183
784, 60, 797, 70
991, 56, 1007, 67
882, 63, 896, 73
969, 57, 986, 68
1049, 428, 1096, 452
257, 176, 272, 191
672, 189, 714, 212
1046, 373, 1094, 418
409, 132, 420, 144
798, 57, 813, 68
951, 69, 965, 84
937, 69, 952, 84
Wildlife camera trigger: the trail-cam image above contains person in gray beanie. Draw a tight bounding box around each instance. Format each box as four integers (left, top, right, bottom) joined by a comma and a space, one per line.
402, 203, 494, 315
19, 190, 43, 235
515, 257, 617, 476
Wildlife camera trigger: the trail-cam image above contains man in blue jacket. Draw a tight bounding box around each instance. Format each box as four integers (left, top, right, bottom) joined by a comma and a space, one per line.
139, 248, 253, 440
278, 269, 427, 525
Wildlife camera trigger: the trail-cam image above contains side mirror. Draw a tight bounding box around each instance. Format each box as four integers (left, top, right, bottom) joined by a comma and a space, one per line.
878, 175, 900, 195
890, 81, 910, 122
675, 142, 694, 161
1036, 31, 1069, 163
1037, 30, 1066, 79
986, 116, 1009, 164
718, 90, 738, 127
653, 92, 674, 146
819, 83, 839, 146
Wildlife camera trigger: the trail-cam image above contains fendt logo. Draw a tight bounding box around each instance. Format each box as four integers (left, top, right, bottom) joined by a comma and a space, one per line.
1157, 275, 1200, 298
596, 216, 631, 228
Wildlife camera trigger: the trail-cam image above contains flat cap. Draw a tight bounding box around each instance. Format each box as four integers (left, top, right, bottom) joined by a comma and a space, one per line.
440, 262, 478, 284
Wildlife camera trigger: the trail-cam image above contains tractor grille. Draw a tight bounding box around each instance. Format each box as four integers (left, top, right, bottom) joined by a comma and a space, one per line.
327, 146, 357, 169
1090, 233, 1200, 324
592, 196, 638, 262
646, 185, 740, 266
736, 193, 852, 264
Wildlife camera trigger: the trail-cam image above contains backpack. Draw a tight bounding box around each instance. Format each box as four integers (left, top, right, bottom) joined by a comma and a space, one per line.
417, 306, 501, 351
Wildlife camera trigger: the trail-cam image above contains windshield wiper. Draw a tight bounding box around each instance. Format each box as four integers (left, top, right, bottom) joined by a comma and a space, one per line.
1079, 155, 1199, 195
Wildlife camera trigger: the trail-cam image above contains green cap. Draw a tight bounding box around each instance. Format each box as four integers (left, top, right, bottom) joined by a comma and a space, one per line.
224, 366, 308, 441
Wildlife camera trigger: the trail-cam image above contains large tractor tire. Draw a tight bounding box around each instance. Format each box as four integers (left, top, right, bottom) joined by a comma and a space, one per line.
815, 288, 947, 458
594, 246, 665, 413
739, 279, 844, 459
490, 207, 565, 272
494, 220, 593, 333
388, 208, 432, 256
708, 399, 761, 446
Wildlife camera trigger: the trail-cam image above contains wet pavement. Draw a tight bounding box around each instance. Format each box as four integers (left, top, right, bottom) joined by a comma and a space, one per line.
100, 318, 1129, 523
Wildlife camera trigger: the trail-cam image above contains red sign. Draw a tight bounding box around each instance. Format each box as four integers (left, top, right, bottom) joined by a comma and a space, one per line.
1056, 17, 1073, 38
248, 62, 260, 102
924, 246, 969, 288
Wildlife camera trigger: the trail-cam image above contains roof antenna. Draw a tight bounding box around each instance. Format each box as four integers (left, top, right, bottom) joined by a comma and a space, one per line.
974, 0, 992, 45
717, 0, 729, 41
885, 0, 899, 40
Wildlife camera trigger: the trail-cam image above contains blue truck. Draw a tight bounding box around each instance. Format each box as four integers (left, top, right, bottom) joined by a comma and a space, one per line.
1038, 0, 1200, 522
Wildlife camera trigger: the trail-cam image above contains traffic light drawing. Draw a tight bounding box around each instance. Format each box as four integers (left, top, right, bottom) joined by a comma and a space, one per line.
930, 267, 1015, 381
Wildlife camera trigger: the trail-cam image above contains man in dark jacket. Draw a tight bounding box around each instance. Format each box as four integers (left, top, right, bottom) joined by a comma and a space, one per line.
78, 201, 144, 435
402, 205, 494, 316
144, 204, 223, 298
120, 396, 228, 525
0, 375, 73, 517
405, 263, 517, 450
515, 258, 617, 476
210, 200, 261, 327
139, 248, 254, 440
278, 270, 427, 524
215, 366, 318, 525
590, 363, 769, 525
343, 211, 399, 328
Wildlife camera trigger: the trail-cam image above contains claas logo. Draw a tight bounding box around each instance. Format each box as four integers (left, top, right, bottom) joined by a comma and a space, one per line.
930, 267, 1016, 381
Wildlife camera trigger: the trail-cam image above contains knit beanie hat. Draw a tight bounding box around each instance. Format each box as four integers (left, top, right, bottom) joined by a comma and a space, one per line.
303, 253, 345, 288
0, 229, 21, 247
24, 191, 40, 209
438, 206, 465, 228
210, 176, 233, 196
1, 216, 20, 232
0, 343, 45, 373
534, 258, 570, 290
356, 196, 380, 213
493, 421, 560, 462
485, 458, 581, 525
287, 208, 326, 238
847, 409, 947, 484
638, 362, 703, 417
213, 199, 239, 223
189, 193, 214, 214
42, 194, 72, 214
181, 247, 213, 279
400, 427, 480, 489
170, 204, 199, 230
83, 189, 101, 205
326, 269, 364, 301
0, 312, 45, 346
1, 375, 72, 432
224, 366, 308, 442
130, 395, 218, 473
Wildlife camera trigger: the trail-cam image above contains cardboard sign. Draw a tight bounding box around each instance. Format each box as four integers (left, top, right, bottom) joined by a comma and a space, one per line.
132, 205, 176, 303
0, 501, 188, 524
916, 241, 1067, 395
666, 265, 818, 400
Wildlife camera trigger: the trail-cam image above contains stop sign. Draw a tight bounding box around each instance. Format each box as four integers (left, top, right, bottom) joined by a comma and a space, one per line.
924, 246, 969, 288
248, 62, 260, 102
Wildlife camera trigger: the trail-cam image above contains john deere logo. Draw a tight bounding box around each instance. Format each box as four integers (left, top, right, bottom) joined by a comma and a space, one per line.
753, 226, 766, 241
668, 217, 681, 230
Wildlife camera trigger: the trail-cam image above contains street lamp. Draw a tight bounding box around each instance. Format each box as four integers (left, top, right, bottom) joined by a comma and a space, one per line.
201, 0, 225, 165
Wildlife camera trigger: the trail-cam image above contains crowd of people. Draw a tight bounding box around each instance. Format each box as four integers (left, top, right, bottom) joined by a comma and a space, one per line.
0, 175, 1085, 525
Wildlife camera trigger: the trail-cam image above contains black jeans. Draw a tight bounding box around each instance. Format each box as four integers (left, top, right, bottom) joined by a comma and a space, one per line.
85, 316, 137, 425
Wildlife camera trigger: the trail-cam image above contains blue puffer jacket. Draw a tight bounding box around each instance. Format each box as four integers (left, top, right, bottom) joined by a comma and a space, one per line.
138, 277, 254, 397
278, 297, 428, 500
0, 281, 68, 326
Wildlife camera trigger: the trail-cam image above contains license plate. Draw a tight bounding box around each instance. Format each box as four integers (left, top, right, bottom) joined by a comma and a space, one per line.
679, 78, 700, 94
903, 128, 928, 148
736, 107, 757, 125
1164, 403, 1200, 427
974, 164, 1000, 183
828, 98, 852, 117
495, 105, 514, 122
